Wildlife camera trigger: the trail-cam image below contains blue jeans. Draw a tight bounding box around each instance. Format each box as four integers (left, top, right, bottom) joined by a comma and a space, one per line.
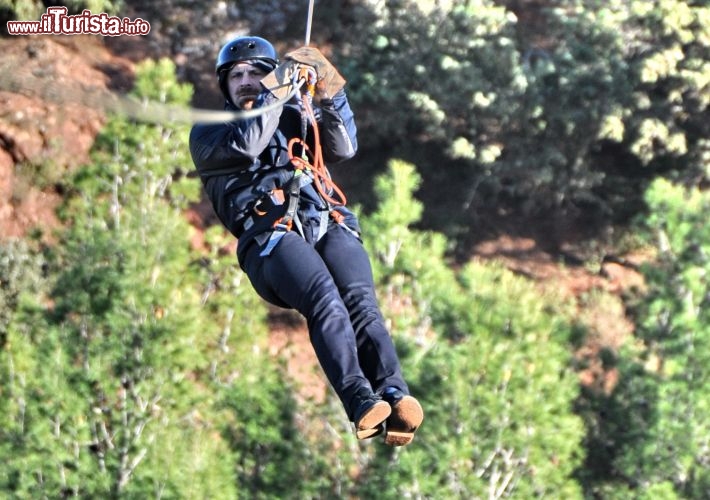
239, 223, 408, 420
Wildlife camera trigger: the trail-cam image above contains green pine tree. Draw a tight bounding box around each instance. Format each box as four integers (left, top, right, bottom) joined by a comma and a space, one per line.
356, 160, 585, 498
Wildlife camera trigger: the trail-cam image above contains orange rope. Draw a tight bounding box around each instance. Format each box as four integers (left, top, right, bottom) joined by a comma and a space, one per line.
287, 96, 347, 207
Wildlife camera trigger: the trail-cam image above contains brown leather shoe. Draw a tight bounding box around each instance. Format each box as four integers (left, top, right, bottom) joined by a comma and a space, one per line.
351, 388, 392, 440
382, 388, 424, 446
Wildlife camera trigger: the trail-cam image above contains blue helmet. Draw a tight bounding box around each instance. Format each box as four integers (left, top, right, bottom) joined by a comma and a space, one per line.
216, 36, 278, 105
216, 36, 278, 73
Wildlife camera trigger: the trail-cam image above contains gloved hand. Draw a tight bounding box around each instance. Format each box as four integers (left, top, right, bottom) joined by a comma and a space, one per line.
261, 60, 298, 100
285, 46, 346, 98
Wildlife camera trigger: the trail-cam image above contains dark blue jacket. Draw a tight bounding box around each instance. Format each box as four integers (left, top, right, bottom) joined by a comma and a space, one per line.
189, 89, 359, 260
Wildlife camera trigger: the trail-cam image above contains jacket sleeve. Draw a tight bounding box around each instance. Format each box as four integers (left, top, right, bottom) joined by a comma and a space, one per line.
318, 89, 358, 164
189, 93, 284, 177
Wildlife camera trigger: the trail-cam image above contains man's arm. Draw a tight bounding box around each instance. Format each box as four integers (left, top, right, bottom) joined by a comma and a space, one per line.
319, 89, 358, 164
189, 94, 283, 176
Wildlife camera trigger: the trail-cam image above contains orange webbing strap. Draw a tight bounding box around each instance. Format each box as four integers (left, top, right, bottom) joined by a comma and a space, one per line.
270, 170, 305, 231
287, 97, 347, 207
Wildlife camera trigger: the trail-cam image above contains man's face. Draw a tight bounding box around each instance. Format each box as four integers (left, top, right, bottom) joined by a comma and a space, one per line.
227, 62, 268, 110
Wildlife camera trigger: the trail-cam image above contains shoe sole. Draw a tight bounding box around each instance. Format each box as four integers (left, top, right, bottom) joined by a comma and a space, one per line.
384, 395, 424, 446
355, 401, 392, 440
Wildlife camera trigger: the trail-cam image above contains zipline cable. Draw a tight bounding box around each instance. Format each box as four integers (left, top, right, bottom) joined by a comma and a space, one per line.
304, 0, 315, 46
0, 64, 304, 124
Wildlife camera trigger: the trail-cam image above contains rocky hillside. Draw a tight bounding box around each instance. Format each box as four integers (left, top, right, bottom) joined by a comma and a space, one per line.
0, 35, 131, 238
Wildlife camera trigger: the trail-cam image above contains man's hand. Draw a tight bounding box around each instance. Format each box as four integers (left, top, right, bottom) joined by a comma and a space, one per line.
285, 46, 346, 98
261, 60, 298, 100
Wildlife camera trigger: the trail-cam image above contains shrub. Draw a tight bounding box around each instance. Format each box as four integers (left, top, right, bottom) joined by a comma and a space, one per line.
579, 179, 710, 497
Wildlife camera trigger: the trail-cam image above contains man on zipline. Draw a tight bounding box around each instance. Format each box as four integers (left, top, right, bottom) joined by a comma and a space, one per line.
189, 36, 423, 445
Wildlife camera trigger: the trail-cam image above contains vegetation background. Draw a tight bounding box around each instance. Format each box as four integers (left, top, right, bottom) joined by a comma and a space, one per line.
1, 0, 708, 498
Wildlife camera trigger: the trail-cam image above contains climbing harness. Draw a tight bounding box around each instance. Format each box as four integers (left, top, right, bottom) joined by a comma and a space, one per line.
259, 58, 351, 257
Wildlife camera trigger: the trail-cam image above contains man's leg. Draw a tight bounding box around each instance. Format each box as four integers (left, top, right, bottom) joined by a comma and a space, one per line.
315, 225, 409, 395
240, 232, 388, 428
316, 226, 423, 445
